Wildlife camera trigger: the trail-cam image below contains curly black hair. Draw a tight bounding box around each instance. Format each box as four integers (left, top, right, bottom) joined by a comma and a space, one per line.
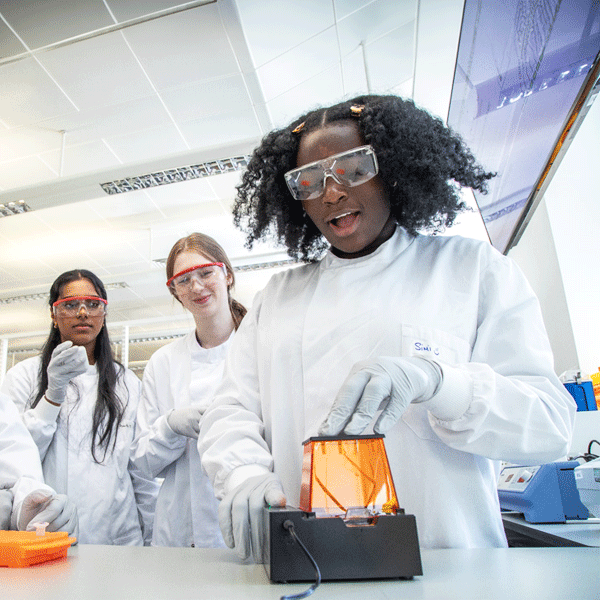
234, 94, 494, 262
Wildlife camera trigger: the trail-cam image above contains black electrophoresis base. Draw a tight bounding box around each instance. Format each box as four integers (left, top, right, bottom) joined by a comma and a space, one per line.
263, 506, 423, 583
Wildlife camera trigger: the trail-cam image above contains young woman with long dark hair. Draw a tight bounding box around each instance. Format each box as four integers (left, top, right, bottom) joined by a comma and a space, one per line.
1, 269, 158, 545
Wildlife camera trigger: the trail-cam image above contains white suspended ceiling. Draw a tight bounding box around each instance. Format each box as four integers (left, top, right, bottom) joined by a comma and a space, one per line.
0, 0, 487, 366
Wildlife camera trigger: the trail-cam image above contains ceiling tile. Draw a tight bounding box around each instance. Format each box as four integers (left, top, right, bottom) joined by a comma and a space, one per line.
0, 16, 27, 59
85, 190, 160, 221
0, 155, 57, 189
104, 123, 188, 164
0, 0, 114, 49
0, 57, 78, 128
333, 0, 379, 21
40, 139, 122, 178
0, 127, 64, 162
235, 0, 335, 68
0, 210, 49, 241
336, 0, 416, 56
122, 4, 240, 90
205, 171, 244, 201
362, 22, 415, 92
36, 31, 156, 110
105, 0, 194, 23
265, 64, 345, 128
145, 177, 218, 206
179, 108, 262, 148
40, 95, 173, 147
256, 29, 340, 103
340, 47, 369, 97
161, 74, 252, 122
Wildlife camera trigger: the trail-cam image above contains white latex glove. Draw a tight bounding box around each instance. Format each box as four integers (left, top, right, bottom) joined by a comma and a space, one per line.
319, 356, 442, 436
13, 490, 78, 538
166, 406, 204, 439
219, 473, 286, 563
0, 488, 13, 530
46, 341, 89, 404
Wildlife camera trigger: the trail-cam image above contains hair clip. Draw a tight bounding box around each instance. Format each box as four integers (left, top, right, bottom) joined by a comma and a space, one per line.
350, 104, 365, 116
292, 121, 305, 134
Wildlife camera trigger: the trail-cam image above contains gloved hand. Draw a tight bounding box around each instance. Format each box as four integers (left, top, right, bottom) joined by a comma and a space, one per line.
219, 473, 286, 563
0, 488, 13, 530
46, 341, 89, 404
319, 356, 442, 436
13, 490, 78, 538
166, 406, 204, 439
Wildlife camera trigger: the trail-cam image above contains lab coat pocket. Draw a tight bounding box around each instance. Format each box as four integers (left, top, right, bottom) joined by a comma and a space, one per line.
115, 420, 135, 479
400, 324, 471, 441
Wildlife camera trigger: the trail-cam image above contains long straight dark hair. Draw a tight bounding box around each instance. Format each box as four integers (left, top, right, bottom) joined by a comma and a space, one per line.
33, 269, 127, 463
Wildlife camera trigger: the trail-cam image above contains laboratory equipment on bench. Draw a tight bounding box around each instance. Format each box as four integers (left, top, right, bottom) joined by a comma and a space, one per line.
564, 380, 597, 411
498, 461, 589, 523
574, 457, 600, 518
263, 434, 422, 583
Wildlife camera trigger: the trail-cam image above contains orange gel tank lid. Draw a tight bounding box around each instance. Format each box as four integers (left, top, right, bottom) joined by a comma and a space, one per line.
299, 434, 399, 518
0, 530, 76, 568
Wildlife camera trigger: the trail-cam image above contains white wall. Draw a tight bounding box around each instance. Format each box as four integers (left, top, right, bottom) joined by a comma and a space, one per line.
508, 199, 578, 376
509, 93, 600, 378
508, 92, 600, 458
543, 94, 600, 378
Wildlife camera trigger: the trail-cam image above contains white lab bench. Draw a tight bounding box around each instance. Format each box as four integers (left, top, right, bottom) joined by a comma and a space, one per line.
2, 544, 600, 600
502, 511, 600, 547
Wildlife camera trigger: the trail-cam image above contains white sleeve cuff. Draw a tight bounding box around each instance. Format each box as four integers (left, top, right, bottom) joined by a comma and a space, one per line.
32, 397, 61, 423
422, 364, 472, 421
157, 413, 187, 445
224, 464, 271, 497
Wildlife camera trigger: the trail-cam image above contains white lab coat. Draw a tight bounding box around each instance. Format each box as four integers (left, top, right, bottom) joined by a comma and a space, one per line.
200, 227, 576, 549
0, 392, 53, 517
132, 331, 228, 547
1, 358, 158, 545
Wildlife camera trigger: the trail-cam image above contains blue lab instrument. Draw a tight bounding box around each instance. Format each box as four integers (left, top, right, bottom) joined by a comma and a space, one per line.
498, 461, 589, 523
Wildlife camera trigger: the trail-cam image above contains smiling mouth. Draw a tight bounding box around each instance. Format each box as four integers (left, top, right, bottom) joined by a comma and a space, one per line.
327, 211, 359, 229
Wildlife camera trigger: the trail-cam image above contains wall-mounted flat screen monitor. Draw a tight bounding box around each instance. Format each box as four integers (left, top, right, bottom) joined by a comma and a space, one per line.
447, 0, 600, 254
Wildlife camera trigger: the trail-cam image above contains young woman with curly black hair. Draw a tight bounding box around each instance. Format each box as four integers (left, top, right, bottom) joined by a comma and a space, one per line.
199, 94, 575, 561
1, 270, 158, 545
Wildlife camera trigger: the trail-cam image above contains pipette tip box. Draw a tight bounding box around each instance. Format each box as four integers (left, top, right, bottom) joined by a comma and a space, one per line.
0, 530, 76, 568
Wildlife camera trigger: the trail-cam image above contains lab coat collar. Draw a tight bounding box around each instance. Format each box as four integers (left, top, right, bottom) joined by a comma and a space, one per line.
322, 225, 415, 270
186, 328, 234, 363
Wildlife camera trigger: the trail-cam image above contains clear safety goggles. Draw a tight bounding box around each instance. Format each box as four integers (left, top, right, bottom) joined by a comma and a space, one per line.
284, 145, 379, 201
166, 263, 227, 292
52, 296, 107, 317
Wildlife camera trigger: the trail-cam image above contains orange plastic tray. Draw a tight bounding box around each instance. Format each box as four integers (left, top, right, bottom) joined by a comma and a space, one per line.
0, 530, 76, 568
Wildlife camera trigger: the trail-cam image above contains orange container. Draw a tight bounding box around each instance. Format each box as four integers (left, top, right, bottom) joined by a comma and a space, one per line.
591, 369, 600, 405
0, 530, 76, 568
299, 435, 399, 518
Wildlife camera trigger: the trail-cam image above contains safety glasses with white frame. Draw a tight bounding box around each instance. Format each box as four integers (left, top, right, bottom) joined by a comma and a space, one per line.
52, 296, 107, 317
284, 145, 379, 202
166, 263, 227, 293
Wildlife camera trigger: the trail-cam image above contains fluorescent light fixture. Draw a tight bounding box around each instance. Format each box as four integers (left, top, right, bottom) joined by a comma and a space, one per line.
0, 201, 31, 217
0, 282, 128, 305
100, 155, 251, 195
114, 334, 187, 344
152, 258, 301, 271
0, 292, 48, 305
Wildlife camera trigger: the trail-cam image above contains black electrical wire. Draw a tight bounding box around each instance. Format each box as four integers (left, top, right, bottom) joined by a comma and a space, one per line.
587, 440, 600, 457
280, 520, 322, 600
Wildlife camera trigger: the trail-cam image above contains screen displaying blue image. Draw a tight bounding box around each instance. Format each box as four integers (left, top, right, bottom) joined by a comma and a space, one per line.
447, 0, 600, 253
